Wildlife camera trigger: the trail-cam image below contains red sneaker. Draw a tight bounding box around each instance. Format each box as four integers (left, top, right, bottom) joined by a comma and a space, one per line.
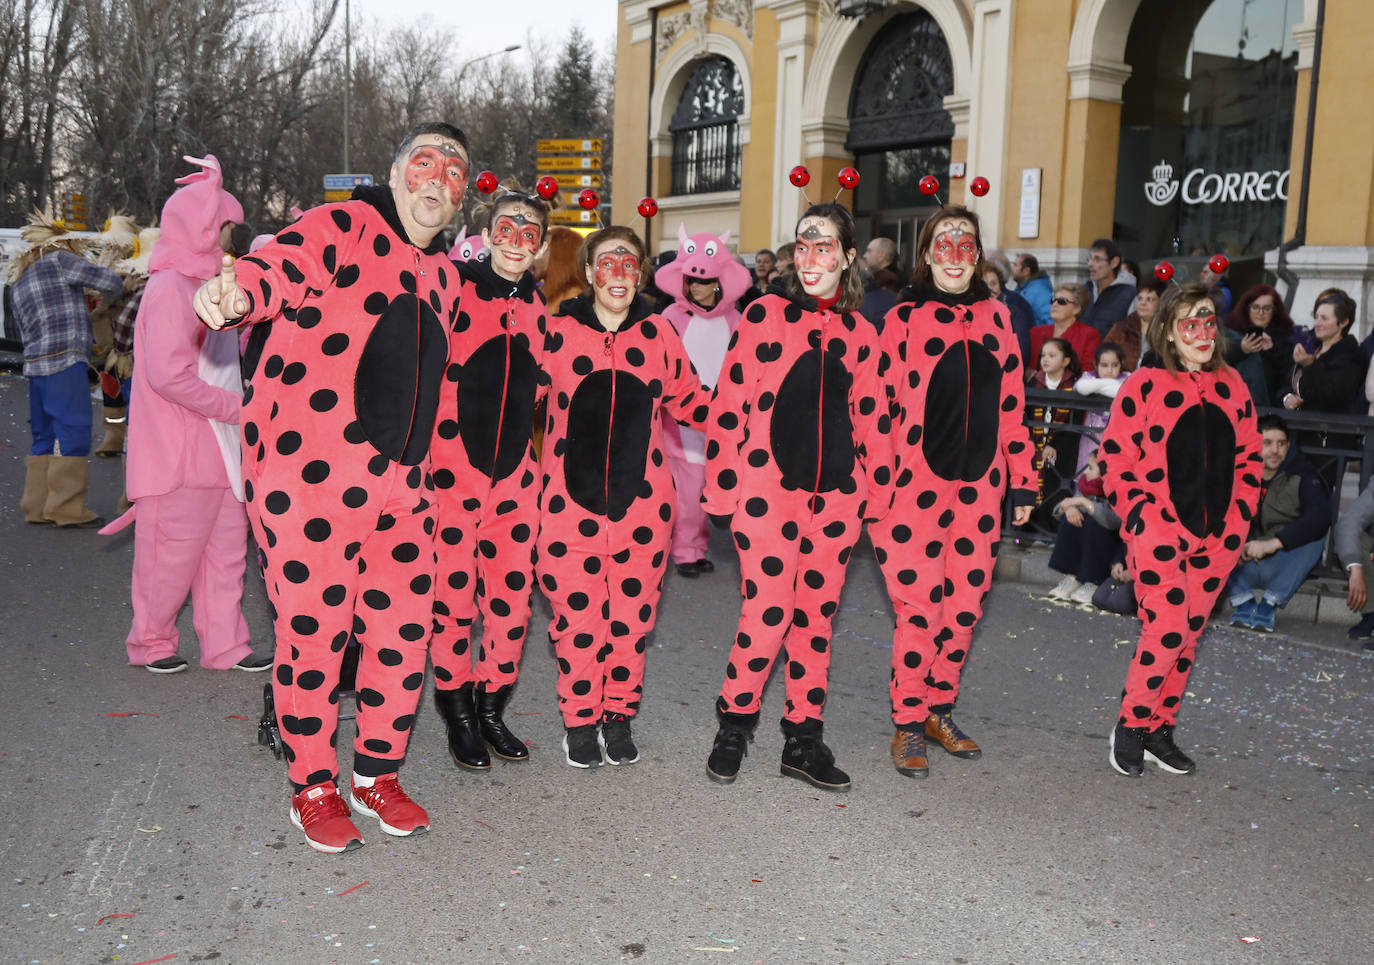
290, 782, 364, 854
350, 775, 429, 837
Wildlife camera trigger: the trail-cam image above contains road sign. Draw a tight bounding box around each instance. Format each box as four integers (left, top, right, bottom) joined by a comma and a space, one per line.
549, 209, 598, 225
537, 156, 601, 172
323, 173, 374, 190
61, 191, 88, 230
549, 173, 602, 189
324, 190, 353, 202
538, 138, 602, 154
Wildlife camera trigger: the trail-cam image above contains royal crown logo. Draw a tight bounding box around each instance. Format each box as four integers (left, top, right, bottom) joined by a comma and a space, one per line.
1144, 159, 1180, 206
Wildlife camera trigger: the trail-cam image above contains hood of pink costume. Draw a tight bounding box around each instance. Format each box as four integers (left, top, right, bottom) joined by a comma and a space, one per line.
654, 224, 751, 319
449, 225, 487, 263
149, 154, 244, 279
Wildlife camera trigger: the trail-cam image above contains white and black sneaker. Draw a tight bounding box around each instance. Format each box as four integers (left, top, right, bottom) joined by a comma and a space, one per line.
600, 713, 640, 765
1109, 721, 1145, 778
562, 724, 604, 768
1141, 724, 1197, 775
146, 656, 189, 675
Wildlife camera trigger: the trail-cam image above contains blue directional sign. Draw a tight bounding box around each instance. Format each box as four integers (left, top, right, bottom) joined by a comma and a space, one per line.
323, 174, 374, 190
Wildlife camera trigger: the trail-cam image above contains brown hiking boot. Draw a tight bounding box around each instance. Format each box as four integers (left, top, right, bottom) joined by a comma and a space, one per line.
925, 713, 982, 759
890, 727, 929, 779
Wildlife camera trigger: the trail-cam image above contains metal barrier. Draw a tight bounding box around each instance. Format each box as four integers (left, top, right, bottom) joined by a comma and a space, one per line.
1005, 386, 1374, 578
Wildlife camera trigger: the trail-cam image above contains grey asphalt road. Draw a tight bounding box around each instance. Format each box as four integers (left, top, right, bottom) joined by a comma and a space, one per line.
1, 372, 1371, 965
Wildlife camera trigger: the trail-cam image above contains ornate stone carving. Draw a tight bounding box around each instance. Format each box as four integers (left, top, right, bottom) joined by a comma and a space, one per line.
657, 11, 693, 59
711, 0, 754, 39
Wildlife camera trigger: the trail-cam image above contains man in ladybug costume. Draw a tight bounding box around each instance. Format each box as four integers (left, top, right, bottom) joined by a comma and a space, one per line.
194, 122, 470, 853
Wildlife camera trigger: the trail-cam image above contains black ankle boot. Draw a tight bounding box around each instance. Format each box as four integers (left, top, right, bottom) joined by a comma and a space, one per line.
779, 718, 850, 792
434, 684, 490, 770
706, 710, 759, 784
476, 683, 529, 761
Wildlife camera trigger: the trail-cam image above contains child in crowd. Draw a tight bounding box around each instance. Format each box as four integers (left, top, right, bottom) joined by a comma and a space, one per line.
1026, 336, 1081, 507
1073, 342, 1128, 477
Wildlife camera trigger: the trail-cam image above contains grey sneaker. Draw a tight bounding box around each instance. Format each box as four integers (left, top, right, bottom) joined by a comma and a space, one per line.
146, 656, 189, 675
562, 724, 604, 768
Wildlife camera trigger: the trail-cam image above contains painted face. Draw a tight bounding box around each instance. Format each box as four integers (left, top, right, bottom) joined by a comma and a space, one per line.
1096, 352, 1122, 380
403, 144, 469, 204
389, 134, 467, 244
1136, 288, 1159, 324
1260, 427, 1290, 472
586, 241, 642, 315
926, 218, 978, 293
1170, 300, 1219, 368
1040, 342, 1067, 375
484, 204, 545, 281
793, 216, 850, 300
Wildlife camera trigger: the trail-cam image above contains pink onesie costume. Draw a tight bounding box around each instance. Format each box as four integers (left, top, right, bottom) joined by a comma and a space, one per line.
654, 226, 751, 566
231, 187, 461, 789
869, 282, 1036, 724
703, 290, 894, 723
1099, 365, 1260, 729
430, 256, 546, 690
537, 293, 709, 726
122, 156, 252, 669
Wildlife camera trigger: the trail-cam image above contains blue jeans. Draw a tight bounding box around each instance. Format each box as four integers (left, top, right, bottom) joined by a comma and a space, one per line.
28, 362, 93, 456
1226, 538, 1326, 608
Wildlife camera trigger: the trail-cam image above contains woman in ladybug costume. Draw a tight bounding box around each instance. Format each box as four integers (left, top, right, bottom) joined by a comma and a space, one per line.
429, 182, 552, 770
703, 201, 894, 793
537, 225, 710, 768
1100, 281, 1261, 777
870, 204, 1036, 780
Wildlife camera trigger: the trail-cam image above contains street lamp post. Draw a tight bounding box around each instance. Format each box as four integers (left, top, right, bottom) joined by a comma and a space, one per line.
455, 44, 522, 107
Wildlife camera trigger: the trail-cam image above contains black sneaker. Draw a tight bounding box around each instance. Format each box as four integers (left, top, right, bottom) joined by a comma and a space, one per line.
675, 561, 701, 578
233, 654, 273, 672
1141, 724, 1197, 775
562, 724, 603, 768
1348, 611, 1374, 641
600, 713, 639, 765
146, 656, 189, 675
779, 718, 851, 792
1109, 722, 1146, 778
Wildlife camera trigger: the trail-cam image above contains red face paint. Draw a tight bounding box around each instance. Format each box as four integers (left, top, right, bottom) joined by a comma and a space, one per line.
931, 230, 978, 266
1176, 314, 1218, 346
594, 248, 641, 288
404, 145, 468, 203
794, 217, 846, 298
491, 213, 542, 253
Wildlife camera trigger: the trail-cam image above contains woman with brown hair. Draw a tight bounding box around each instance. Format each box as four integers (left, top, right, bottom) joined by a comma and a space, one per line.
536, 225, 587, 309
1222, 283, 1296, 404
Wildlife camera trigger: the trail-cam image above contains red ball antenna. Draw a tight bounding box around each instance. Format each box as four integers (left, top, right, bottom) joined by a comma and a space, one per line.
535, 176, 559, 200
969, 176, 990, 197
475, 170, 498, 194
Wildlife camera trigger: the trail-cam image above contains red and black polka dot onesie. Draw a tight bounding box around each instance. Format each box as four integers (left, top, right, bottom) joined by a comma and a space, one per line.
869, 283, 1036, 725
429, 256, 545, 692
233, 187, 460, 790
537, 293, 709, 726
1098, 364, 1260, 729
703, 290, 894, 723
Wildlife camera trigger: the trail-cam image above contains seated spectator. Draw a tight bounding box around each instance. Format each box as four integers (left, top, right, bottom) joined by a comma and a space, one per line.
1104, 276, 1165, 371
1224, 284, 1297, 405
1226, 415, 1331, 632
984, 248, 1036, 364
1080, 238, 1136, 336
1048, 449, 1126, 605
1029, 282, 1099, 375
1027, 336, 1081, 507
1279, 290, 1364, 414
1334, 476, 1374, 649
1012, 252, 1052, 326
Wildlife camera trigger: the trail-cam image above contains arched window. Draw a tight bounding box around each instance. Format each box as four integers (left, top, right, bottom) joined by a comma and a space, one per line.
669, 57, 744, 195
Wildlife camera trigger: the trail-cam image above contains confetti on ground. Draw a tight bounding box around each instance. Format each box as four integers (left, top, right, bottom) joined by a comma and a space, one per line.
129, 956, 177, 965
136, 826, 162, 833
475, 819, 496, 831
1240, 936, 1260, 944
337, 880, 369, 897
223, 714, 251, 721
691, 948, 737, 953
97, 913, 135, 925
106, 711, 159, 717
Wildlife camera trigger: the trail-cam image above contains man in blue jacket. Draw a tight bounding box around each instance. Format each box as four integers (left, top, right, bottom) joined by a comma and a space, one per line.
1226, 415, 1331, 632
1012, 252, 1052, 326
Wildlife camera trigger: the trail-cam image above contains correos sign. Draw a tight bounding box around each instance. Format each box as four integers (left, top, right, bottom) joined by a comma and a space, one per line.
1144, 160, 1289, 206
